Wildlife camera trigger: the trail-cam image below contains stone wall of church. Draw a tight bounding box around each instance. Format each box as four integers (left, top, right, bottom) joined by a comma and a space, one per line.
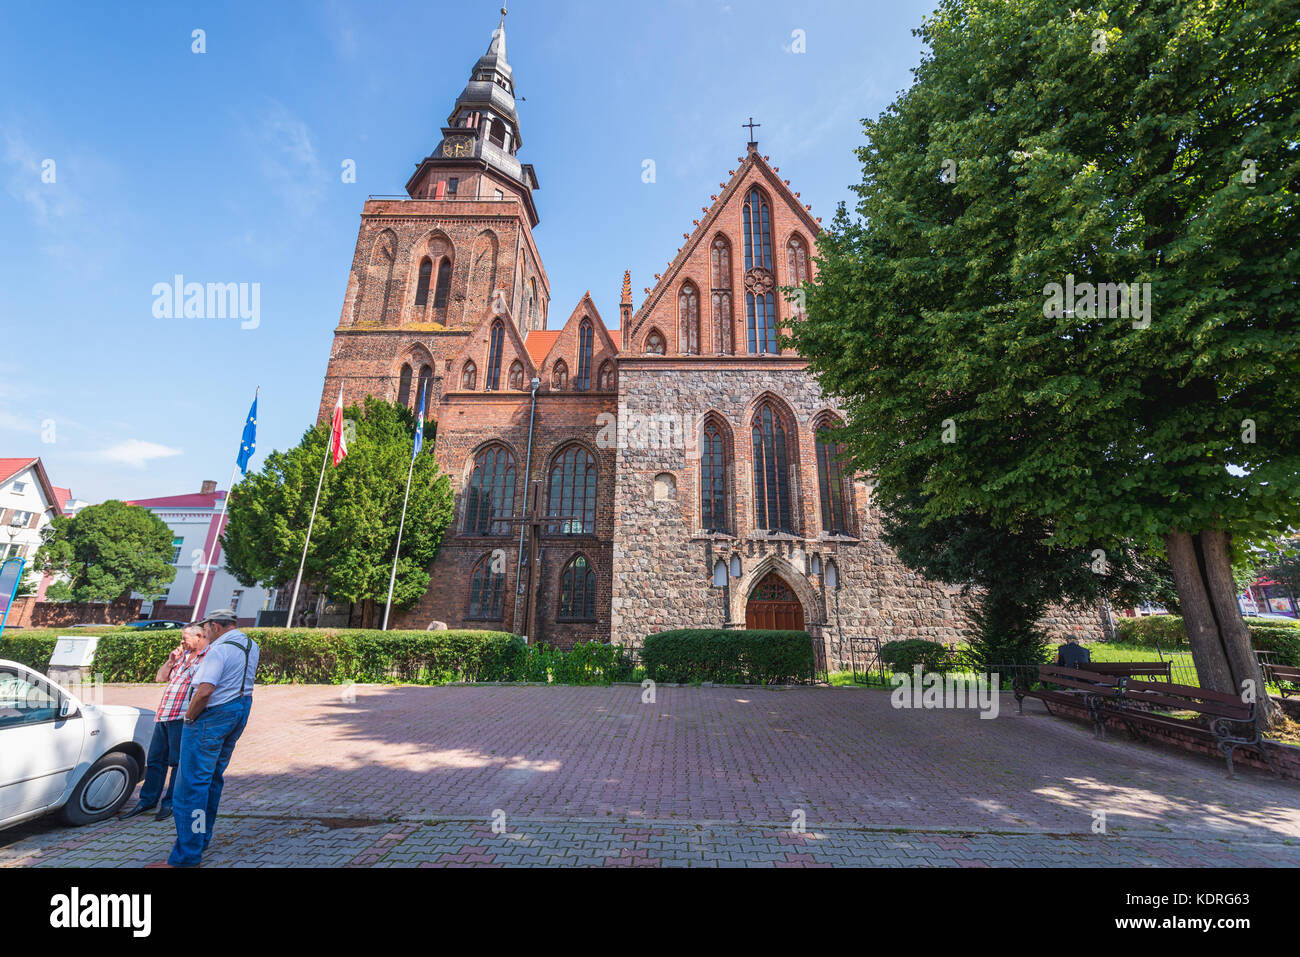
609, 360, 1103, 667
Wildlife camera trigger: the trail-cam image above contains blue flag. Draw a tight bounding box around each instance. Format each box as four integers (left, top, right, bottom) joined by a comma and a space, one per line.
412, 386, 425, 460
236, 394, 258, 474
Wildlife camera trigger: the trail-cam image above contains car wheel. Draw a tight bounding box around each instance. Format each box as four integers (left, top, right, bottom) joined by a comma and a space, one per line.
59, 752, 140, 825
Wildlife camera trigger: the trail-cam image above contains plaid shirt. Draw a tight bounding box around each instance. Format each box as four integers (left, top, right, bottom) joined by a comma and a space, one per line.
155, 647, 208, 722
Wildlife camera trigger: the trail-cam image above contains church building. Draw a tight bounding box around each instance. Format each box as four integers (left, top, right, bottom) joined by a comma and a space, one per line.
317, 13, 1040, 659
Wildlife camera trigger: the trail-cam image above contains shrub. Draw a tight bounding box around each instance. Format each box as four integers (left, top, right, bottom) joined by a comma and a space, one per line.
640, 629, 814, 684
879, 638, 952, 674
1114, 614, 1300, 660
88, 628, 524, 684
509, 641, 635, 685
1114, 615, 1191, 647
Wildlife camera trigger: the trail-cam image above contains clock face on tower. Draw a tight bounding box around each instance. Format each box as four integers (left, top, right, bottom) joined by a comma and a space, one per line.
442, 136, 474, 158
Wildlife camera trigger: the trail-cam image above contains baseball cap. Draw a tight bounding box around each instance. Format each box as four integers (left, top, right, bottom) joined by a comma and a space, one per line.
197, 609, 239, 625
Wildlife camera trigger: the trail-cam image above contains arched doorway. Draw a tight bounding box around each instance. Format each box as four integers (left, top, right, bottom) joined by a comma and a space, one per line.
745, 571, 805, 630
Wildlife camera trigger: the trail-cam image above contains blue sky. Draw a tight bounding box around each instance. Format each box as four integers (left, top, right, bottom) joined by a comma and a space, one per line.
0, 0, 936, 503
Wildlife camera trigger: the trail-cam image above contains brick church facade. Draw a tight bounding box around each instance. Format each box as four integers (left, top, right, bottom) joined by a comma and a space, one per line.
317, 15, 1099, 658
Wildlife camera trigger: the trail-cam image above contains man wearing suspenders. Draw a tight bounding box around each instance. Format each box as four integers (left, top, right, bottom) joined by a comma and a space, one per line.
157, 608, 260, 868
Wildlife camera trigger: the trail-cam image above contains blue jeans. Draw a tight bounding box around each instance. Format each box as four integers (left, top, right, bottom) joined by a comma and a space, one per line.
167, 697, 252, 867
137, 719, 183, 807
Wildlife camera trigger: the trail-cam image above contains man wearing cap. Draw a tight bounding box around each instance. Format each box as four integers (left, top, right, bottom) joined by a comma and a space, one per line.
159, 609, 259, 868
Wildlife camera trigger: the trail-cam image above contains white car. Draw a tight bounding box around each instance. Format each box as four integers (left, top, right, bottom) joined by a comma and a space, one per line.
0, 659, 154, 831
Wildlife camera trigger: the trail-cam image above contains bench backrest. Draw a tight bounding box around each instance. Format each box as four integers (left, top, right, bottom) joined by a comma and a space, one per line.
1121, 678, 1254, 721
1036, 665, 1124, 693
1269, 665, 1300, 680
1079, 661, 1172, 679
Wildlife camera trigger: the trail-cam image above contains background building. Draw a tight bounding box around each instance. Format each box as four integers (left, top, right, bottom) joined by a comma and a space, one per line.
128, 480, 273, 625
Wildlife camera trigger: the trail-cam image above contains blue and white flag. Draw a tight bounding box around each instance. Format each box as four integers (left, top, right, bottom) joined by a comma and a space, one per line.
236, 393, 258, 474
412, 386, 425, 460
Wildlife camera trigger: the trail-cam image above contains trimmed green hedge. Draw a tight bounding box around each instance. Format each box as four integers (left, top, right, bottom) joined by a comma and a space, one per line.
1113, 614, 1300, 666
1, 626, 641, 686
879, 639, 951, 674
640, 629, 814, 684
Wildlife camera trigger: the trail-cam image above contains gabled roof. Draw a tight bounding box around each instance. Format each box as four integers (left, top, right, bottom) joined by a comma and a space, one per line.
0, 458, 37, 484
629, 145, 822, 339
0, 457, 65, 517
128, 491, 225, 509
50, 486, 72, 509
447, 296, 539, 388
523, 330, 561, 366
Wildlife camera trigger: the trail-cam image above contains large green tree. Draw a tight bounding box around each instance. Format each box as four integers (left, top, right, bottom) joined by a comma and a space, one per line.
222, 397, 454, 627
34, 501, 176, 603
790, 0, 1299, 720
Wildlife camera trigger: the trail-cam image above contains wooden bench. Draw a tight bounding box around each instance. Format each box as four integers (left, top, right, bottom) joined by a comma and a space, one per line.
1077, 661, 1172, 682
1266, 664, 1300, 698
1098, 679, 1278, 778
1014, 665, 1125, 737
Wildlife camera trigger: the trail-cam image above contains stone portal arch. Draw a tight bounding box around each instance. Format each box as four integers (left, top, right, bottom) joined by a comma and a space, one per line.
728, 554, 823, 629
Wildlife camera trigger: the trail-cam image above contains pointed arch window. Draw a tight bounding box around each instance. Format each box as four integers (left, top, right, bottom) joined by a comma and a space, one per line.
710, 235, 733, 354
551, 360, 568, 391
466, 445, 517, 535
433, 257, 452, 309
397, 363, 413, 408
701, 419, 730, 534
558, 554, 597, 620
743, 189, 773, 272
486, 320, 504, 391
415, 258, 433, 307
711, 236, 732, 288
597, 360, 614, 392
461, 360, 477, 391
679, 282, 700, 355
468, 552, 506, 619
752, 403, 793, 533
576, 319, 593, 391
645, 329, 666, 355
788, 235, 809, 285
417, 364, 433, 408
548, 445, 596, 535
508, 360, 525, 391
816, 418, 850, 535
529, 278, 539, 327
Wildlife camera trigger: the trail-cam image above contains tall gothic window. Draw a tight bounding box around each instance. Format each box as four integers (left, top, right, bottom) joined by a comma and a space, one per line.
397, 363, 413, 408
548, 445, 596, 535
597, 360, 614, 391
679, 282, 700, 355
551, 359, 568, 390
645, 329, 666, 355
417, 364, 433, 408
701, 419, 729, 533
433, 257, 452, 309
529, 278, 540, 327
508, 360, 525, 390
461, 360, 477, 391
486, 320, 504, 391
751, 403, 793, 532
743, 188, 773, 272
576, 319, 593, 391
415, 258, 433, 307
466, 445, 517, 535
558, 554, 596, 620
816, 417, 850, 534
468, 552, 505, 619
743, 189, 778, 354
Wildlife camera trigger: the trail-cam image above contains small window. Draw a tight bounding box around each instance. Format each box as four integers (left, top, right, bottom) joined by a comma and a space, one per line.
508, 361, 525, 391
462, 361, 478, 391
551, 360, 568, 391
10, 511, 33, 527
447, 177, 459, 196
230, 589, 243, 614
558, 555, 597, 620
10, 482, 25, 494
645, 330, 666, 355
494, 189, 504, 201
414, 258, 432, 307
433, 258, 452, 309
171, 537, 184, 564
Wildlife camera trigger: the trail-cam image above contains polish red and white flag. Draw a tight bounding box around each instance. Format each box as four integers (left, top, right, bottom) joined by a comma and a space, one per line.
329, 388, 348, 466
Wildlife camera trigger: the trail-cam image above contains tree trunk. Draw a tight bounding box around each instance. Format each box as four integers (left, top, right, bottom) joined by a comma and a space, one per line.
1164, 530, 1279, 727
361, 598, 375, 630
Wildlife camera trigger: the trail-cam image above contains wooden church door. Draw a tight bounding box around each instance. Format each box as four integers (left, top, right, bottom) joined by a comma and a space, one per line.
745, 572, 805, 630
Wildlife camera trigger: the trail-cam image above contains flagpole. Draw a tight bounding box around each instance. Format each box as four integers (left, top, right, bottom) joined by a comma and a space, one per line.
194, 460, 241, 620
194, 386, 258, 621
287, 425, 331, 628
381, 446, 417, 631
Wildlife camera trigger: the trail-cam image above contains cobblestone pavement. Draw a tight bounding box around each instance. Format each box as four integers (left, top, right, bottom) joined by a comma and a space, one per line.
3, 684, 1299, 867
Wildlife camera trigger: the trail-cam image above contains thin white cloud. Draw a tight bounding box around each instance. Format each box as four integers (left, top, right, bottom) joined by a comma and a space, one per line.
254, 99, 328, 218
2, 128, 82, 226
93, 439, 183, 469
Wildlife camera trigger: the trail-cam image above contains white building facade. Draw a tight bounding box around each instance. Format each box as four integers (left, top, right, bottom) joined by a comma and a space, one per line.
128, 480, 273, 625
